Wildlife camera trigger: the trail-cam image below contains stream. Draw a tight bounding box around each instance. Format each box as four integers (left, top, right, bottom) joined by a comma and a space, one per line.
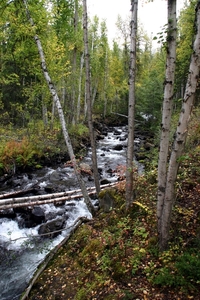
0, 125, 144, 300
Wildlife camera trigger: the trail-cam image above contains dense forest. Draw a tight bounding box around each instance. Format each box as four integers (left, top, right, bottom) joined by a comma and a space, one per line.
1, 0, 200, 299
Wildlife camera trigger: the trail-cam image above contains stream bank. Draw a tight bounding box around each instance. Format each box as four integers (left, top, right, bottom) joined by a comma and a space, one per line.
0, 123, 153, 300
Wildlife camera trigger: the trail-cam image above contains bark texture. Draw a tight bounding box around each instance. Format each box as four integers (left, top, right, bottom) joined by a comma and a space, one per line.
125, 0, 138, 209
83, 0, 100, 195
158, 0, 200, 250
157, 0, 177, 246
22, 0, 95, 216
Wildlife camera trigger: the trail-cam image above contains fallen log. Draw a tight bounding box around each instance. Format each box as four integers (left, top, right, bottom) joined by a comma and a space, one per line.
0, 187, 38, 199
0, 191, 96, 210
0, 182, 117, 201
0, 182, 120, 210
0, 186, 97, 206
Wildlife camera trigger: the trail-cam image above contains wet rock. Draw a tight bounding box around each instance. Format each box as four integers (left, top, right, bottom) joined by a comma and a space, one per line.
66, 202, 76, 207
101, 147, 110, 152
45, 209, 68, 221
0, 209, 16, 219
98, 168, 103, 174
113, 144, 123, 151
49, 170, 61, 182
44, 186, 54, 193
113, 129, 122, 135
119, 135, 127, 141
106, 168, 113, 174
45, 211, 58, 221
14, 207, 32, 214
100, 179, 111, 185
38, 217, 65, 238
31, 206, 45, 224
79, 163, 92, 175
14, 207, 45, 228
17, 213, 33, 228
96, 134, 105, 140
88, 176, 94, 181
65, 202, 76, 211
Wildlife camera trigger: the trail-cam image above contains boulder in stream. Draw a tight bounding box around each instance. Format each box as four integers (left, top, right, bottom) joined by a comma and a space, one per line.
113, 144, 123, 151
31, 206, 45, 224
38, 217, 65, 238
79, 163, 92, 175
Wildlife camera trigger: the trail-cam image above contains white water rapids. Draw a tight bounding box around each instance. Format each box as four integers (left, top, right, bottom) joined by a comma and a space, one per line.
0, 126, 143, 300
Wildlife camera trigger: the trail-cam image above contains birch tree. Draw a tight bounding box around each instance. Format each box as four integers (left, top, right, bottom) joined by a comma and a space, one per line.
158, 0, 200, 250
22, 0, 95, 216
125, 0, 138, 209
157, 0, 177, 247
83, 0, 100, 195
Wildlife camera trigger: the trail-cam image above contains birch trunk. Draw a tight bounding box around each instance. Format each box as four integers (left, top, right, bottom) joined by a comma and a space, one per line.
71, 0, 78, 125
157, 0, 177, 240
103, 49, 108, 118
77, 52, 84, 122
125, 0, 137, 209
22, 0, 95, 216
159, 0, 200, 250
83, 0, 100, 195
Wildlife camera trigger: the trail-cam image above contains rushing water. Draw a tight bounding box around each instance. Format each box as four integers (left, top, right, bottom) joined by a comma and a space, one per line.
0, 126, 143, 300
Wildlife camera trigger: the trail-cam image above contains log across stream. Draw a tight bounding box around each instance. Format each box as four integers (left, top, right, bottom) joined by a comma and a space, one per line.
0, 126, 144, 300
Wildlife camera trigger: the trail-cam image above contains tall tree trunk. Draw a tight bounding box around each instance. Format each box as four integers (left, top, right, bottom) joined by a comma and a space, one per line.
71, 0, 78, 125
83, 0, 100, 195
157, 0, 177, 247
158, 0, 200, 250
125, 0, 138, 209
22, 0, 95, 216
77, 52, 84, 123
103, 49, 108, 118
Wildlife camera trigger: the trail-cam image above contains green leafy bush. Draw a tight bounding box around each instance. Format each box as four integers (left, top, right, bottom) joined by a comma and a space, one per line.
149, 249, 200, 290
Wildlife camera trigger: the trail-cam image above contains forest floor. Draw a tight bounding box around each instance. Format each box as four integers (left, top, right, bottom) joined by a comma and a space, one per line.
26, 140, 200, 300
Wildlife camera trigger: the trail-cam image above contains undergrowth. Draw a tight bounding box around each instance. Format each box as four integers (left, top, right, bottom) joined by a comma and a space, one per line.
28, 153, 200, 299
0, 122, 89, 175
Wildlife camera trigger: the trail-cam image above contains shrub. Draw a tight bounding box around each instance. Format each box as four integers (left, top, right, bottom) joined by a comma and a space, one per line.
148, 249, 200, 290
0, 137, 41, 173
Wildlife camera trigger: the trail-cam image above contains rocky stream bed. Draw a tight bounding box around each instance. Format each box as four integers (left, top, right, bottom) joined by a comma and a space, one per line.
0, 124, 152, 300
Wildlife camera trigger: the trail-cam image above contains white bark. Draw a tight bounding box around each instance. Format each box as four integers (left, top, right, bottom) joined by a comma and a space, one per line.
159, 0, 200, 250
77, 52, 84, 122
0, 182, 118, 210
157, 0, 177, 241
22, 0, 95, 216
83, 0, 100, 195
125, 0, 137, 209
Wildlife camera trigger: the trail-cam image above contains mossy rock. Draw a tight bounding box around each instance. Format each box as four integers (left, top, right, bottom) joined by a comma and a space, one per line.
98, 188, 117, 212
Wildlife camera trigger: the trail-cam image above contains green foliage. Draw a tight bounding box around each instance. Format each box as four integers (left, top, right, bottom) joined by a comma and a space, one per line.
136, 47, 165, 132
69, 123, 89, 137
147, 248, 200, 290
176, 0, 196, 96
0, 137, 40, 172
